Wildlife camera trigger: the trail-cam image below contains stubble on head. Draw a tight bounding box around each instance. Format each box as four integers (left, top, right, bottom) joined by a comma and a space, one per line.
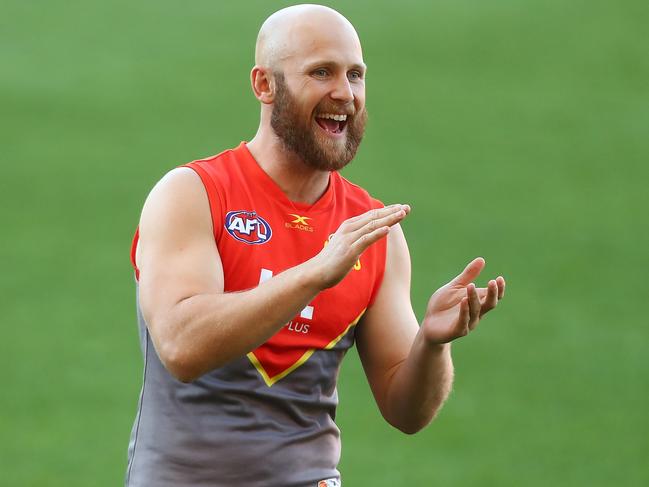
270, 72, 367, 172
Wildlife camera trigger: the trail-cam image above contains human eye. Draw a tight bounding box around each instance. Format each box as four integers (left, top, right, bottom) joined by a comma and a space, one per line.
312, 68, 329, 78
348, 70, 363, 81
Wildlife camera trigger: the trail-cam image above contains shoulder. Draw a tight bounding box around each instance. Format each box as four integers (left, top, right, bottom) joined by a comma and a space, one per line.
140, 167, 212, 240
184, 145, 246, 178
145, 142, 245, 213
146, 167, 206, 207
186, 149, 233, 170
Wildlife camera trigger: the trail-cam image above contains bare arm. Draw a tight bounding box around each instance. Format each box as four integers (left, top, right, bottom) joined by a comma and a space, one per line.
357, 226, 505, 434
136, 168, 409, 382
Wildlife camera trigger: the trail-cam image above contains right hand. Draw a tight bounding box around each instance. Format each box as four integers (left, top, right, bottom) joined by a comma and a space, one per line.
310, 204, 410, 288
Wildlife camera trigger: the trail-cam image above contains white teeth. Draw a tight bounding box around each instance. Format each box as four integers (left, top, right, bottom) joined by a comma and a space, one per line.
318, 113, 347, 121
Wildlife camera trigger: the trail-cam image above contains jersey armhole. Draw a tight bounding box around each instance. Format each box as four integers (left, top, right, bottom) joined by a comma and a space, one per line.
182, 163, 224, 242
130, 227, 141, 281
130, 163, 224, 282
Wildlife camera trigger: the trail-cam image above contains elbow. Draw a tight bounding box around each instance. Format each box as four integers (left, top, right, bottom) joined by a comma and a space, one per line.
148, 312, 204, 383
386, 408, 440, 435
391, 417, 432, 436
397, 424, 425, 436
157, 340, 201, 383
169, 366, 199, 384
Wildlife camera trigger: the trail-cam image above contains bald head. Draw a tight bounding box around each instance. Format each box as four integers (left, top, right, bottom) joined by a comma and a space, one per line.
255, 4, 362, 71
249, 5, 367, 171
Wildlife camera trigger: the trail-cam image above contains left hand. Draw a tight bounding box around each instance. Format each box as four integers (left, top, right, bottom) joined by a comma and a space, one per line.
421, 258, 505, 345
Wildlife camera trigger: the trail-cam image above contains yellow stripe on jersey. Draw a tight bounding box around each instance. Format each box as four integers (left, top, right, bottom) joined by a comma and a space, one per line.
248, 309, 366, 387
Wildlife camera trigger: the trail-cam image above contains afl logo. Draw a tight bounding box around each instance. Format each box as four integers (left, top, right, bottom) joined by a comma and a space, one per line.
225, 210, 272, 245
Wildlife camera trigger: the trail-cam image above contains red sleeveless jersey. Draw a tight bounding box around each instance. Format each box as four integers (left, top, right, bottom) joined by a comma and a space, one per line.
131, 142, 386, 386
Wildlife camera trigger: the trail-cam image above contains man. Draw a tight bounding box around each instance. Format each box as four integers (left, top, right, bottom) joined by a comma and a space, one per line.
125, 4, 505, 487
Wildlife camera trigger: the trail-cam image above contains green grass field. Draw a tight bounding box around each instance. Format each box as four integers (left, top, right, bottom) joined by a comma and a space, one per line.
2, 0, 647, 485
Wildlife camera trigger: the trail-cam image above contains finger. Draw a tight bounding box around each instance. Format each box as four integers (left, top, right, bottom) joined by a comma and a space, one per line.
467, 283, 481, 330
452, 258, 486, 286
349, 225, 391, 254
343, 205, 401, 228
496, 276, 506, 299
456, 297, 470, 337
480, 279, 499, 317
343, 204, 409, 232
477, 276, 505, 301
348, 208, 407, 243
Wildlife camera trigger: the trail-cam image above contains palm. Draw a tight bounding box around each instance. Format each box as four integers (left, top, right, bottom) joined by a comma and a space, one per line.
421, 258, 505, 345
427, 284, 467, 319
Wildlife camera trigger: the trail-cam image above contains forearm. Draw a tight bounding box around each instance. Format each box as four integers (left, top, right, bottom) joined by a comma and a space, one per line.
149, 260, 322, 381
383, 330, 454, 434
140, 196, 408, 382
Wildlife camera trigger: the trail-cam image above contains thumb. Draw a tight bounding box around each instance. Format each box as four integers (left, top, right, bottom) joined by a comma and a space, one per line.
451, 257, 486, 286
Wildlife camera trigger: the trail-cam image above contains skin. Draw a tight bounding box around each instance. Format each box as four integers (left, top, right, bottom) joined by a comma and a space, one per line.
136, 4, 506, 434
247, 4, 366, 202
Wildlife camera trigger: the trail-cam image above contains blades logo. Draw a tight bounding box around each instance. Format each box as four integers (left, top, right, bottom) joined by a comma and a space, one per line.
286, 213, 314, 232
225, 210, 272, 244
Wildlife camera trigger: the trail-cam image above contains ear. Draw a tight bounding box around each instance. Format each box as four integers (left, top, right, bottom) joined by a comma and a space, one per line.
250, 66, 274, 104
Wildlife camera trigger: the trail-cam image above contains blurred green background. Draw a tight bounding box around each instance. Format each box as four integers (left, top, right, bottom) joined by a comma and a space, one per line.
2, 0, 647, 485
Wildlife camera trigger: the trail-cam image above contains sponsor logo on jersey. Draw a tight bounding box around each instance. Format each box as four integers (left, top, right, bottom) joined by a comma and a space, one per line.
318, 479, 341, 487
259, 269, 313, 334
286, 213, 314, 232
225, 210, 272, 244
290, 214, 310, 225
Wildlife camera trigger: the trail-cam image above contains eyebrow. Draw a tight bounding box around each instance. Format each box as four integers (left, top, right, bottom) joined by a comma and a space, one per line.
304, 60, 367, 73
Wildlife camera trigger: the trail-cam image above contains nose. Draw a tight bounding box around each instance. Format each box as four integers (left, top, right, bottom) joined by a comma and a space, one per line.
330, 74, 354, 104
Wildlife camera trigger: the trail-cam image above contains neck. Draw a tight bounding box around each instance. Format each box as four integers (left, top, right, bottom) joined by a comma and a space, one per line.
247, 127, 331, 205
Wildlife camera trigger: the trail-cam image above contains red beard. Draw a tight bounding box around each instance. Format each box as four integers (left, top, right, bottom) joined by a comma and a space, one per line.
270, 72, 367, 171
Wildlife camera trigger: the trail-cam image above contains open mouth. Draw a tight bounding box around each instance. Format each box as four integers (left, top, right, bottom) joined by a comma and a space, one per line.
315, 113, 348, 135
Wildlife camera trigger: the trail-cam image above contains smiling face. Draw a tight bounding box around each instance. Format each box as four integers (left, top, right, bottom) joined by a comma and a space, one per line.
271, 71, 367, 171
258, 6, 367, 171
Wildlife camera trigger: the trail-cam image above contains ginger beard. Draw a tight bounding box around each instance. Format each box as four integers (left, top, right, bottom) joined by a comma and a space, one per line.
270, 72, 367, 172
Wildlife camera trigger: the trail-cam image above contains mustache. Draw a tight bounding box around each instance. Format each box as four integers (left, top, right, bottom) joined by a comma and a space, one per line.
315, 102, 357, 117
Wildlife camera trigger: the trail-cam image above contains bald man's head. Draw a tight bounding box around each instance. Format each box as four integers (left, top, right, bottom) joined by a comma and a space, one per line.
251, 5, 367, 172
255, 4, 362, 72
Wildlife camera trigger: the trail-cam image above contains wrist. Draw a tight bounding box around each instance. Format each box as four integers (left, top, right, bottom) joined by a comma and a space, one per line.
298, 257, 329, 293
420, 322, 452, 351
423, 340, 449, 354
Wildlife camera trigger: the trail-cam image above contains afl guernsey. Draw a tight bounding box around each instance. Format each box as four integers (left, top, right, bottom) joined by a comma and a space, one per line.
126, 142, 387, 487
